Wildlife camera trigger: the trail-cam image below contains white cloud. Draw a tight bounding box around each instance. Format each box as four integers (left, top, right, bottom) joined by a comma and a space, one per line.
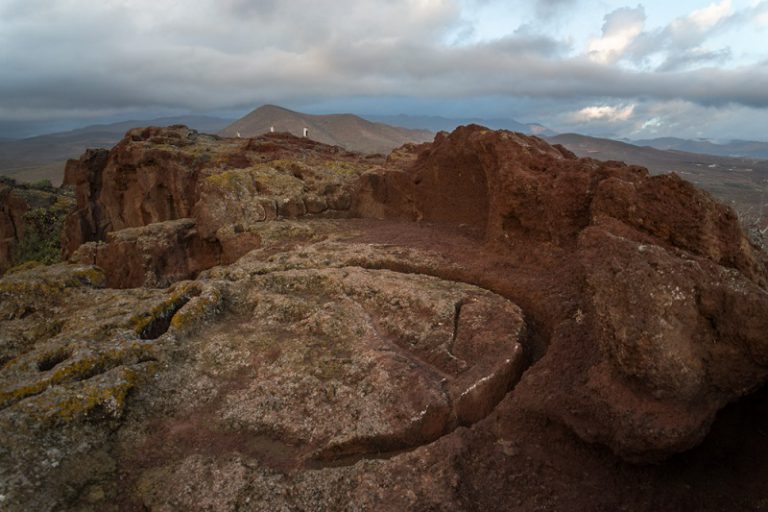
687, 0, 732, 30
640, 117, 663, 131
567, 104, 636, 123
588, 6, 645, 64
755, 1, 768, 27
659, 0, 731, 50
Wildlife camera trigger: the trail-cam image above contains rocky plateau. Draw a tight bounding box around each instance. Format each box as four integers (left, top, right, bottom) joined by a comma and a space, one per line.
0, 124, 767, 511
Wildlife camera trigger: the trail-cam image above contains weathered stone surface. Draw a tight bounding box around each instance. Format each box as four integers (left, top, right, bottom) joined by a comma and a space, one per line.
210, 267, 525, 460
565, 226, 768, 460
0, 239, 527, 511
2, 124, 768, 511
70, 218, 222, 288
356, 125, 768, 462
61, 127, 380, 286
0, 264, 217, 510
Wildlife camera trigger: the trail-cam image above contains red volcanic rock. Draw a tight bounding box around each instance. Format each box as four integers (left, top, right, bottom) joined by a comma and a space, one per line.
62, 128, 201, 256
363, 125, 765, 268
0, 183, 30, 273
4, 124, 768, 509
591, 172, 766, 283
61, 126, 379, 287
358, 124, 768, 461
58, 123, 768, 460
566, 226, 768, 460
358, 125, 623, 244
69, 218, 222, 288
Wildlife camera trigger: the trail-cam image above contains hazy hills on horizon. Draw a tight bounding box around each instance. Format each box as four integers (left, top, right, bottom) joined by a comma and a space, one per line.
548, 132, 768, 220
2, 102, 768, 201
0, 106, 442, 185
363, 113, 555, 137
0, 115, 233, 185
630, 136, 768, 160
219, 105, 434, 154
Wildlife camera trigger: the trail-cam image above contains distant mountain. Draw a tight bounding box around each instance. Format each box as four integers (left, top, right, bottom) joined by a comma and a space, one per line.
632, 137, 768, 160
0, 116, 232, 185
364, 114, 555, 136
220, 105, 434, 154
548, 133, 768, 216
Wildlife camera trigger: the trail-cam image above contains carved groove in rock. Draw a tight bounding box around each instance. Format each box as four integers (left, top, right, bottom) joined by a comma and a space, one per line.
138, 267, 529, 472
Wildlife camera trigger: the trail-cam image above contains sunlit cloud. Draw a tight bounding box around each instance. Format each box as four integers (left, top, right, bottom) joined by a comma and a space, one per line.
588, 6, 645, 64
686, 0, 731, 30
567, 104, 636, 123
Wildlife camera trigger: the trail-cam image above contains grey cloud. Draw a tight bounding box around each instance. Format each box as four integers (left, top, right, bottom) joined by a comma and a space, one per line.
2, 30, 768, 117
657, 47, 732, 72
625, 2, 742, 67
601, 5, 645, 35
0, 0, 766, 139
535, 0, 578, 19
220, 0, 279, 18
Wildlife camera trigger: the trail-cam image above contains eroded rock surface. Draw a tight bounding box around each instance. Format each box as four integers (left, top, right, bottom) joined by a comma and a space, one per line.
358, 125, 768, 461
61, 126, 380, 287
207, 267, 525, 460
2, 125, 768, 511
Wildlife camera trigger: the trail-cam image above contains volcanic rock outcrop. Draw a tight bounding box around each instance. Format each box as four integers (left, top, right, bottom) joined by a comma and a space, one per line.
360, 125, 768, 460
62, 125, 377, 287
1, 124, 767, 511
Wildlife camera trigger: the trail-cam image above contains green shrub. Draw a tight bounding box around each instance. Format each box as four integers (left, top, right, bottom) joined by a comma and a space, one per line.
11, 207, 66, 266
28, 179, 54, 191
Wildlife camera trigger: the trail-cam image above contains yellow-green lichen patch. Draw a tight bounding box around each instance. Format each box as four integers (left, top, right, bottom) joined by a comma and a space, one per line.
128, 283, 198, 339
5, 260, 44, 275
0, 340, 157, 410
203, 169, 251, 190
170, 286, 224, 333
204, 165, 306, 197
269, 159, 317, 179
251, 167, 305, 196
249, 221, 318, 249
22, 365, 149, 425
68, 266, 107, 288
0, 265, 107, 323
52, 194, 76, 211
0, 264, 105, 296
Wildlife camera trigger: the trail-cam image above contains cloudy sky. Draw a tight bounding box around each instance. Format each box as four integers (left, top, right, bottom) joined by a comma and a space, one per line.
1, 0, 767, 139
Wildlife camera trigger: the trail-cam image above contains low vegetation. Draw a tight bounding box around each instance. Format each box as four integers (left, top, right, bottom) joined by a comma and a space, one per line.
2, 177, 75, 271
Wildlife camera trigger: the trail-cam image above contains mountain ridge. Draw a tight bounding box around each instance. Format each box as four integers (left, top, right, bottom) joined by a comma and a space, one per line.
364, 113, 555, 136
548, 132, 768, 225
632, 136, 768, 159
219, 104, 434, 154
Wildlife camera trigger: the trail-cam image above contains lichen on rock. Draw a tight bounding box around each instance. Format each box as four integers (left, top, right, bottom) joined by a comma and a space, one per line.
2, 125, 768, 511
